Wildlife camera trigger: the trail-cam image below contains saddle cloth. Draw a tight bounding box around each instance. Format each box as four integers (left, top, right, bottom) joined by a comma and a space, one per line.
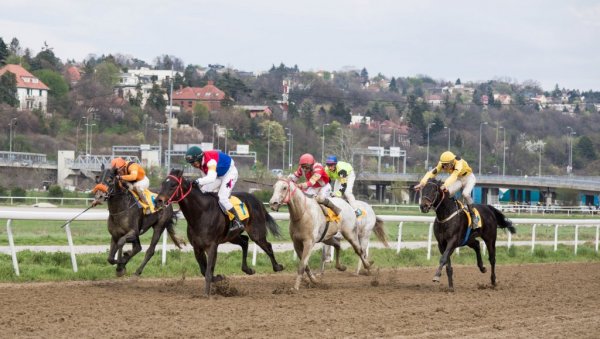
457, 201, 482, 228
131, 190, 157, 214
226, 196, 250, 221
325, 207, 341, 223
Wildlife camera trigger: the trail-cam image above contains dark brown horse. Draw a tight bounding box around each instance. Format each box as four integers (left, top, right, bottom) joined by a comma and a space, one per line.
93, 168, 185, 277
418, 178, 516, 290
155, 169, 284, 296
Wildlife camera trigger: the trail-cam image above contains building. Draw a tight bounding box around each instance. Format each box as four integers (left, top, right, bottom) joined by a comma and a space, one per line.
172, 81, 226, 113
0, 64, 49, 112
234, 105, 272, 118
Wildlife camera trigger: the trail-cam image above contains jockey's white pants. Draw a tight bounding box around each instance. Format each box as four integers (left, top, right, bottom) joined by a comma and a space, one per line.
305, 183, 332, 202
332, 171, 358, 209
200, 165, 238, 211
447, 172, 476, 205
132, 176, 150, 203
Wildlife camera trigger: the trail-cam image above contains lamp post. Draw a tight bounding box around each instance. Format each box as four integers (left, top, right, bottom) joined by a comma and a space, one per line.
212, 123, 219, 149
288, 132, 293, 170
75, 116, 86, 156
425, 122, 435, 170
567, 126, 576, 175
154, 124, 165, 167
499, 126, 506, 176
224, 128, 233, 154
321, 123, 330, 163
9, 118, 17, 153
378, 123, 382, 174
444, 126, 451, 150
478, 121, 488, 175
538, 143, 543, 177
85, 115, 96, 156
267, 123, 271, 171
166, 66, 174, 172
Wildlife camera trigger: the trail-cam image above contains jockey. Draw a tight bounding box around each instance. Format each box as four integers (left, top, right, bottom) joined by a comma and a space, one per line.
111, 157, 151, 213
288, 153, 340, 215
325, 155, 361, 216
414, 151, 479, 228
185, 146, 244, 235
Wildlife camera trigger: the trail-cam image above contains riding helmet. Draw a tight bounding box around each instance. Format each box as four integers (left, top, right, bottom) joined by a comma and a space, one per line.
440, 151, 456, 163
325, 155, 338, 165
185, 146, 204, 164
299, 153, 315, 166
111, 157, 127, 169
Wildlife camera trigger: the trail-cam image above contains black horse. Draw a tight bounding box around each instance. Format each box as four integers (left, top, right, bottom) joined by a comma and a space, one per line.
418, 178, 516, 290
93, 168, 185, 277
154, 168, 284, 296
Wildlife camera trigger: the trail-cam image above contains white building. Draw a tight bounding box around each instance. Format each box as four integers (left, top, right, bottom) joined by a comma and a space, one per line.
0, 64, 49, 112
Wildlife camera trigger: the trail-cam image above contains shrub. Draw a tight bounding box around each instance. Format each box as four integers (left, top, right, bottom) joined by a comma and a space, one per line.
10, 187, 26, 202
48, 185, 64, 197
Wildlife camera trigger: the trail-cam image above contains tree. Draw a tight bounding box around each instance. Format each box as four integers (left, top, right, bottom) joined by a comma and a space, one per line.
9, 38, 22, 56
455, 78, 461, 85
329, 101, 351, 125
33, 69, 69, 98
389, 77, 398, 93
360, 67, 369, 84
0, 72, 18, 106
30, 42, 62, 72
193, 101, 210, 123
146, 82, 167, 112
300, 99, 315, 131
575, 136, 596, 160
94, 61, 120, 89
0, 38, 8, 65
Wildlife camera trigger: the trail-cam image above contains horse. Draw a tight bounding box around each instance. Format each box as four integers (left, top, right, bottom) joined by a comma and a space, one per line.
269, 178, 372, 290
321, 200, 389, 274
93, 168, 185, 277
154, 168, 284, 296
418, 178, 516, 290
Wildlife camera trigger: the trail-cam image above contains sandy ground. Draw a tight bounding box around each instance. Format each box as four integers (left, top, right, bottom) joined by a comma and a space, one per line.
0, 262, 599, 338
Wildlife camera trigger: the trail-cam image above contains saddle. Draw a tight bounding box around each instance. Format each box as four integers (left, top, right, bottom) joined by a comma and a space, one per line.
457, 201, 482, 228
225, 196, 250, 221
131, 190, 157, 214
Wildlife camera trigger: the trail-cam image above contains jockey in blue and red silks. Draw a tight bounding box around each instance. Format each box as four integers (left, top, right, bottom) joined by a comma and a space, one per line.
288, 153, 341, 215
185, 146, 244, 235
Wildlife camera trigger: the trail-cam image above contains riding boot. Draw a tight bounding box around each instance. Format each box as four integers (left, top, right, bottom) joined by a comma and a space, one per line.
226, 207, 245, 235
468, 204, 479, 229
320, 198, 341, 215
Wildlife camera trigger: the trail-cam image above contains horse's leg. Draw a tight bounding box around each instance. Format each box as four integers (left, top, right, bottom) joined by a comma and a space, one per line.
293, 240, 310, 290
305, 265, 319, 284
486, 238, 497, 286
193, 245, 208, 277
251, 234, 284, 272
229, 234, 255, 275
204, 243, 219, 296
107, 237, 118, 265
467, 240, 486, 273
320, 237, 346, 274
434, 240, 457, 286
340, 227, 372, 270
134, 227, 163, 276
446, 256, 454, 292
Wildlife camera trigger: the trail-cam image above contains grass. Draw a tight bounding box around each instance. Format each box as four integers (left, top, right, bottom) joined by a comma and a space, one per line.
1, 244, 598, 283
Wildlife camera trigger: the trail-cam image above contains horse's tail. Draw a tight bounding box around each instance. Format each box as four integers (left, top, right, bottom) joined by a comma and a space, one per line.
264, 210, 282, 238
373, 216, 389, 247
491, 205, 516, 234
165, 209, 186, 249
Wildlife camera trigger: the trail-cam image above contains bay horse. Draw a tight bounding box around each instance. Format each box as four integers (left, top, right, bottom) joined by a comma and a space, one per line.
269, 178, 372, 290
154, 169, 284, 296
418, 178, 516, 290
93, 168, 185, 277
322, 200, 389, 274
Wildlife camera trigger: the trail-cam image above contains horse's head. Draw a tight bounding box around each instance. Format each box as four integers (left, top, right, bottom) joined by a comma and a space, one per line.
91, 168, 120, 201
269, 178, 293, 211
155, 168, 190, 208
419, 179, 443, 213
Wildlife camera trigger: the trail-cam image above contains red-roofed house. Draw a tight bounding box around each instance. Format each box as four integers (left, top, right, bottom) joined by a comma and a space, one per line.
65, 65, 82, 86
0, 64, 49, 112
172, 81, 226, 113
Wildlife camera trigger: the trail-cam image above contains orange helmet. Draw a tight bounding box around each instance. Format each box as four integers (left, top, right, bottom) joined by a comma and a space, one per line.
111, 157, 127, 169
299, 153, 315, 166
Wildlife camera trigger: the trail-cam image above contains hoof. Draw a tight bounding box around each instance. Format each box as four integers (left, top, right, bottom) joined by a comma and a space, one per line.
108, 259, 117, 265
212, 275, 225, 283
480, 267, 487, 273
448, 287, 455, 293
273, 264, 284, 272
336, 265, 347, 272
432, 275, 440, 283
116, 268, 126, 277
358, 268, 370, 276
243, 268, 256, 275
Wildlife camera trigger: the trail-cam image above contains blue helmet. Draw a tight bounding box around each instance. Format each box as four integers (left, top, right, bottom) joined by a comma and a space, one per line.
325, 155, 338, 165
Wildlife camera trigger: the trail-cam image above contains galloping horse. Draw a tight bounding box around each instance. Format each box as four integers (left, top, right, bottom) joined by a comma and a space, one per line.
93, 168, 185, 277
269, 178, 372, 290
419, 178, 516, 290
322, 200, 389, 274
154, 169, 284, 296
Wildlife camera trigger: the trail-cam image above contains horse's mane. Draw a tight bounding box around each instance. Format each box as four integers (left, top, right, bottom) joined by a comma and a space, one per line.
427, 178, 444, 186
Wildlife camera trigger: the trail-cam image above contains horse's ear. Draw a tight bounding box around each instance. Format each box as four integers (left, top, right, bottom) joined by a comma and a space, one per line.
276, 173, 283, 179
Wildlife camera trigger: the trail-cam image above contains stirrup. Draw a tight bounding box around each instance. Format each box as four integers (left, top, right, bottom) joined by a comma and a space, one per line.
355, 209, 362, 217
228, 220, 245, 234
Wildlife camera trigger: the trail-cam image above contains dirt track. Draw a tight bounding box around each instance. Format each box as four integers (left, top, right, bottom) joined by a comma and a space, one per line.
1, 262, 599, 338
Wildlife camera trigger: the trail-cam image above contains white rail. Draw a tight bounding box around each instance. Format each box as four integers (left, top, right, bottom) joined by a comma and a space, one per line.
1, 210, 599, 276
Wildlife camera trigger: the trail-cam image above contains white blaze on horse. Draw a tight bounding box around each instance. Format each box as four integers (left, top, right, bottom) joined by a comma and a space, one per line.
269, 178, 372, 290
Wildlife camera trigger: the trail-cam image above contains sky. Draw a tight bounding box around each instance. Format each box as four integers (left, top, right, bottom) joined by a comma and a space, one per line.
2, 0, 600, 92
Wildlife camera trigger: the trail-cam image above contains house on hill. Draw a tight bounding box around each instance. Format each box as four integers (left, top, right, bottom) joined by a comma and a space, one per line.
0, 64, 49, 112
172, 81, 226, 113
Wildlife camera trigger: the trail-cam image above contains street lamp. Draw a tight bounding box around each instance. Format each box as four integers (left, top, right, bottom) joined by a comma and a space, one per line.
85, 115, 96, 156
567, 126, 576, 175
538, 143, 543, 177
425, 122, 436, 170
321, 123, 330, 163
154, 123, 165, 167
499, 126, 506, 176
9, 118, 17, 153
288, 132, 294, 170
166, 66, 174, 172
212, 123, 219, 149
378, 123, 382, 174
444, 126, 451, 150
478, 121, 488, 175
267, 123, 271, 171
75, 116, 86, 156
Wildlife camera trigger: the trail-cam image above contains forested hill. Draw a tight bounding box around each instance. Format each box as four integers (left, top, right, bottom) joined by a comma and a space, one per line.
1, 37, 599, 177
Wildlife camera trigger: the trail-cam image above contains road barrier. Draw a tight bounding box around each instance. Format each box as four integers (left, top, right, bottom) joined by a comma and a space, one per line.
1, 209, 599, 276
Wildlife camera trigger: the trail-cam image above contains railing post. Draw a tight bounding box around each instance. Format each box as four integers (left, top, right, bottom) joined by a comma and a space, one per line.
161, 229, 167, 265
252, 243, 258, 266
427, 222, 433, 260
595, 225, 599, 253
507, 229, 512, 249
65, 222, 78, 272
531, 224, 537, 253
396, 222, 403, 254
554, 224, 559, 251
574, 225, 579, 255
6, 219, 20, 276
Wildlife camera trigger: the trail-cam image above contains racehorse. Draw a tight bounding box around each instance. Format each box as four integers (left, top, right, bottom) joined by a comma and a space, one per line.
269, 178, 372, 290
93, 168, 185, 277
322, 200, 389, 274
154, 169, 284, 296
419, 178, 516, 290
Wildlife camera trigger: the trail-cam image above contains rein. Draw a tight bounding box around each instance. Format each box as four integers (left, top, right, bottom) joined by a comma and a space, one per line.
424, 182, 462, 224
165, 174, 193, 205
106, 180, 139, 215
277, 179, 307, 222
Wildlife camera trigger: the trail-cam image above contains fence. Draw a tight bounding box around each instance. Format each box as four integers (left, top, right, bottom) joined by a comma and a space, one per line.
1, 209, 599, 276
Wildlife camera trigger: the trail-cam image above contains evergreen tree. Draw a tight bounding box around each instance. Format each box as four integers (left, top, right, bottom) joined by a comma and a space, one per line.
455, 78, 461, 85
360, 67, 369, 84
0, 38, 8, 65
9, 38, 22, 56
329, 101, 351, 124
146, 83, 167, 112
576, 136, 596, 160
0, 72, 19, 106
389, 77, 398, 93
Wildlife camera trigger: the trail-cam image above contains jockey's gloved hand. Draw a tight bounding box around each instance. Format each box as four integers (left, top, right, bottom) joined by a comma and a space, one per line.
414, 183, 423, 191
440, 185, 448, 192
333, 191, 342, 197
193, 179, 202, 188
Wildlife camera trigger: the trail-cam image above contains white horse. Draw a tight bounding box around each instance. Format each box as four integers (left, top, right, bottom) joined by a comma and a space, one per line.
322, 200, 389, 274
269, 178, 372, 290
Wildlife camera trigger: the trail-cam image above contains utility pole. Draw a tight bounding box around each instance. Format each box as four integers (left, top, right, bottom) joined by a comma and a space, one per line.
166, 66, 174, 172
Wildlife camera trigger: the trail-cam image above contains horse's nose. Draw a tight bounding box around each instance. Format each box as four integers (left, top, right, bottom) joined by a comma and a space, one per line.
155, 196, 165, 208
269, 201, 279, 211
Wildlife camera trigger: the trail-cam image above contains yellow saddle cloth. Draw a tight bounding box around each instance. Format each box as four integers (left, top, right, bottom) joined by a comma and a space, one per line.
131, 190, 157, 214
458, 201, 482, 228
226, 196, 250, 221
325, 208, 341, 223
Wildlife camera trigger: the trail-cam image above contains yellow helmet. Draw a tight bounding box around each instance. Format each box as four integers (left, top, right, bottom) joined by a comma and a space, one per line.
440, 151, 456, 164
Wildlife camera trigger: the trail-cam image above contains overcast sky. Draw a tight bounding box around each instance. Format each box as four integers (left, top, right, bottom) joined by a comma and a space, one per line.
2, 0, 599, 91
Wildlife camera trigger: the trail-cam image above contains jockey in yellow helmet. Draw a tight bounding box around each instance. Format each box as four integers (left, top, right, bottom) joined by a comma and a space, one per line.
415, 151, 479, 228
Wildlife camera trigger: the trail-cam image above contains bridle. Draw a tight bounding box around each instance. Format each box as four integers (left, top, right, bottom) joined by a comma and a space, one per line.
275, 178, 307, 221
164, 174, 193, 205
422, 181, 445, 211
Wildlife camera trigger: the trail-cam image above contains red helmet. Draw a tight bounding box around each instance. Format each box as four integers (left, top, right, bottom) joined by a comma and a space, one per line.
111, 157, 127, 169
299, 153, 315, 166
